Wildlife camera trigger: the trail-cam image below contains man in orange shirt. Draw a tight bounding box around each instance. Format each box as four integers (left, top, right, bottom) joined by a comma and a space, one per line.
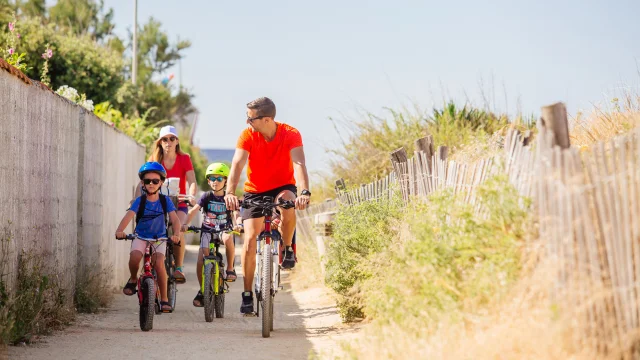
224, 97, 311, 314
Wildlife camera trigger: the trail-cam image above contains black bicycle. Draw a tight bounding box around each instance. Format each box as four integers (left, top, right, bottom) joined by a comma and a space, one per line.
239, 196, 295, 338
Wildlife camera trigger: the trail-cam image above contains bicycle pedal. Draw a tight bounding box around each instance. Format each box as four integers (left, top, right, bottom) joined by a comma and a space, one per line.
278, 285, 284, 290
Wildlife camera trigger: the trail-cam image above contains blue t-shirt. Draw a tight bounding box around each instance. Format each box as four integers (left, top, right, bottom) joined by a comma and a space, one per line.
129, 196, 177, 239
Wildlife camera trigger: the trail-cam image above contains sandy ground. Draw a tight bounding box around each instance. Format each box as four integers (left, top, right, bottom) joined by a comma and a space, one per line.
8, 244, 358, 360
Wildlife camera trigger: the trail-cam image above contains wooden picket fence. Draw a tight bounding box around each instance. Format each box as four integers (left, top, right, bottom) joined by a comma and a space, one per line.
324, 102, 640, 355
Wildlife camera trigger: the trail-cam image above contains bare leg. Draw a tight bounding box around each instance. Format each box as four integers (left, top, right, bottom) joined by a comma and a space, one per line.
128, 251, 143, 282
152, 253, 168, 301
173, 211, 188, 277
242, 218, 263, 291
223, 233, 235, 271
196, 247, 210, 288
276, 190, 297, 247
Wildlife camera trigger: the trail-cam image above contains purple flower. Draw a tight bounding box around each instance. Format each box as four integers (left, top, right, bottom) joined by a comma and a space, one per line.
42, 48, 53, 59
8, 48, 14, 55
8, 22, 14, 32
16, 33, 20, 39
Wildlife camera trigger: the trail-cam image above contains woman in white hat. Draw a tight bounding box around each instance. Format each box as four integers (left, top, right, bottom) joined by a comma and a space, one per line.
140, 125, 196, 283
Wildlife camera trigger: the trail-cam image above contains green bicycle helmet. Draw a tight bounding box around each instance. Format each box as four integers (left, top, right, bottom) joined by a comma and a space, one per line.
205, 162, 230, 179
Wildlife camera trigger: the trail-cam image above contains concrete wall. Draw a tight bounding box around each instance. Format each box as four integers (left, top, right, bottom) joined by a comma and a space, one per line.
0, 68, 145, 297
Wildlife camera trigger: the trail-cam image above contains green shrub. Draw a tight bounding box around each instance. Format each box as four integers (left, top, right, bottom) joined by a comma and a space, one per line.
74, 264, 113, 314
364, 175, 531, 329
0, 225, 73, 345
324, 193, 403, 321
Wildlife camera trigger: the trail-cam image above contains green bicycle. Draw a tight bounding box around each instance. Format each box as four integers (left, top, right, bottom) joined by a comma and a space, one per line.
187, 224, 238, 322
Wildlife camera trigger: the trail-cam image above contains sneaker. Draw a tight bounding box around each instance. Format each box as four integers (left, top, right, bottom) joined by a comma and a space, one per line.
281, 246, 296, 269
240, 291, 254, 314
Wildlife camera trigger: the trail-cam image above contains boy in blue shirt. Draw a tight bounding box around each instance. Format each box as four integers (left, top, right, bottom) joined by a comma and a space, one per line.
115, 162, 181, 312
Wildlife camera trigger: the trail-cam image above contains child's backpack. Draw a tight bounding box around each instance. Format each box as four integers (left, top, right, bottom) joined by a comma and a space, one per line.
135, 194, 169, 231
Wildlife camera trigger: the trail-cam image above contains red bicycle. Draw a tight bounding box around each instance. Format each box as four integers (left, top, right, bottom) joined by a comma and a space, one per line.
116, 234, 174, 331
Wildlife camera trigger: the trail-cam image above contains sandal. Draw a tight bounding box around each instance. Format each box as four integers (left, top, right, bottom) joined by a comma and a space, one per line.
123, 280, 137, 296
174, 269, 186, 284
225, 269, 237, 282
160, 301, 172, 312
193, 291, 204, 307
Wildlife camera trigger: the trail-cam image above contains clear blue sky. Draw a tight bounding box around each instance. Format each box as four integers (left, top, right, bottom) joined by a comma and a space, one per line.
100, 0, 640, 176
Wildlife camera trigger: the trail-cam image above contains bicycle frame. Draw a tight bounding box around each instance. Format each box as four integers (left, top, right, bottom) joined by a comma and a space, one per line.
187, 225, 230, 296
202, 229, 224, 296
136, 239, 166, 309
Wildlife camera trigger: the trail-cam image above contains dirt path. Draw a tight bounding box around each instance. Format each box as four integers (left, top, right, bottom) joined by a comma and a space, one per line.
10, 244, 355, 360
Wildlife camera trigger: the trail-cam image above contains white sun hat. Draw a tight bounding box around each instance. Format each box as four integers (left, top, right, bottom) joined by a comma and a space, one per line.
158, 125, 179, 140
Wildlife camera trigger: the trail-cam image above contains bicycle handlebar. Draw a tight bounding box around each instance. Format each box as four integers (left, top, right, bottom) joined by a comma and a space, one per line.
187, 223, 239, 235
239, 197, 295, 210
114, 234, 179, 246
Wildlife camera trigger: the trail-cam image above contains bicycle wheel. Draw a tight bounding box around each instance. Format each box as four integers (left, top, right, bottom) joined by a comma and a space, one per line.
214, 257, 225, 318
165, 252, 177, 311
261, 243, 272, 338
203, 262, 215, 322
271, 260, 279, 331
140, 277, 155, 331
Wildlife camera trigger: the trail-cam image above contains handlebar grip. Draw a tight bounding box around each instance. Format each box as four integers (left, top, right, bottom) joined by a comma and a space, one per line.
187, 226, 199, 232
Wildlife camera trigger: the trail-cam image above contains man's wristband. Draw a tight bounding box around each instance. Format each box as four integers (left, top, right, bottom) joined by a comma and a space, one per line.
301, 189, 311, 197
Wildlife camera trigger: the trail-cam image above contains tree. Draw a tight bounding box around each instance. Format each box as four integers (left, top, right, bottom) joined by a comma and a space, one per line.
17, 0, 45, 18
49, 0, 114, 41
12, 17, 124, 103
134, 18, 190, 83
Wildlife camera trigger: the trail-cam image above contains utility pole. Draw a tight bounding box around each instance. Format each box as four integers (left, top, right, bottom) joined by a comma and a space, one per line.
132, 0, 138, 84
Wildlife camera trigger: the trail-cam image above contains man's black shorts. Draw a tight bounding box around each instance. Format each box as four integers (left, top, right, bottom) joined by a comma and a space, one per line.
242, 184, 297, 220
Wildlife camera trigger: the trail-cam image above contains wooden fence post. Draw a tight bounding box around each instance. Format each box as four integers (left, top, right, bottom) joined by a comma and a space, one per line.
437, 146, 449, 161
540, 102, 570, 149
414, 135, 434, 159
334, 178, 346, 193
390, 147, 409, 201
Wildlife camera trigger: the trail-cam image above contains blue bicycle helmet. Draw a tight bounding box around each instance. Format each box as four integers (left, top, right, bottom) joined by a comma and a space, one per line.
138, 161, 167, 180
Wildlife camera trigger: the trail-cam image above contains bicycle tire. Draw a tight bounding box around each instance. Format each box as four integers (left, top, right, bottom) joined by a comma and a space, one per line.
203, 262, 215, 322
261, 243, 272, 338
271, 260, 278, 331
140, 278, 155, 331
215, 257, 225, 318
166, 252, 177, 311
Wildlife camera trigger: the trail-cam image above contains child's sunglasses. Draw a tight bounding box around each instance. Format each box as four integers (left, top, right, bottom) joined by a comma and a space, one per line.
208, 176, 225, 182
143, 179, 161, 185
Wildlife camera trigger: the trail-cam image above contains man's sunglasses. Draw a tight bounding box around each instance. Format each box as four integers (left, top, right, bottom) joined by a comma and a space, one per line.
143, 179, 161, 185
161, 136, 177, 143
208, 176, 225, 182
247, 115, 267, 123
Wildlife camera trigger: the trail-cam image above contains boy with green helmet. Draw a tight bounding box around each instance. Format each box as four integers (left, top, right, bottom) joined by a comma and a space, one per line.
182, 162, 242, 307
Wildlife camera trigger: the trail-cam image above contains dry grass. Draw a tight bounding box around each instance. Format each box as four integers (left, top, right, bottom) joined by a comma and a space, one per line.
289, 232, 326, 293
570, 94, 640, 149
333, 251, 639, 360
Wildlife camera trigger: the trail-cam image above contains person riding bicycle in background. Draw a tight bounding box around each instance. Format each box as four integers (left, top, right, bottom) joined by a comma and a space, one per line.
224, 96, 311, 314
116, 162, 181, 312
181, 162, 243, 307
135, 125, 196, 283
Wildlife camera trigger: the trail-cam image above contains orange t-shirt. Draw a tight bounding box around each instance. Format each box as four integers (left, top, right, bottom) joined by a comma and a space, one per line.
237, 122, 303, 193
